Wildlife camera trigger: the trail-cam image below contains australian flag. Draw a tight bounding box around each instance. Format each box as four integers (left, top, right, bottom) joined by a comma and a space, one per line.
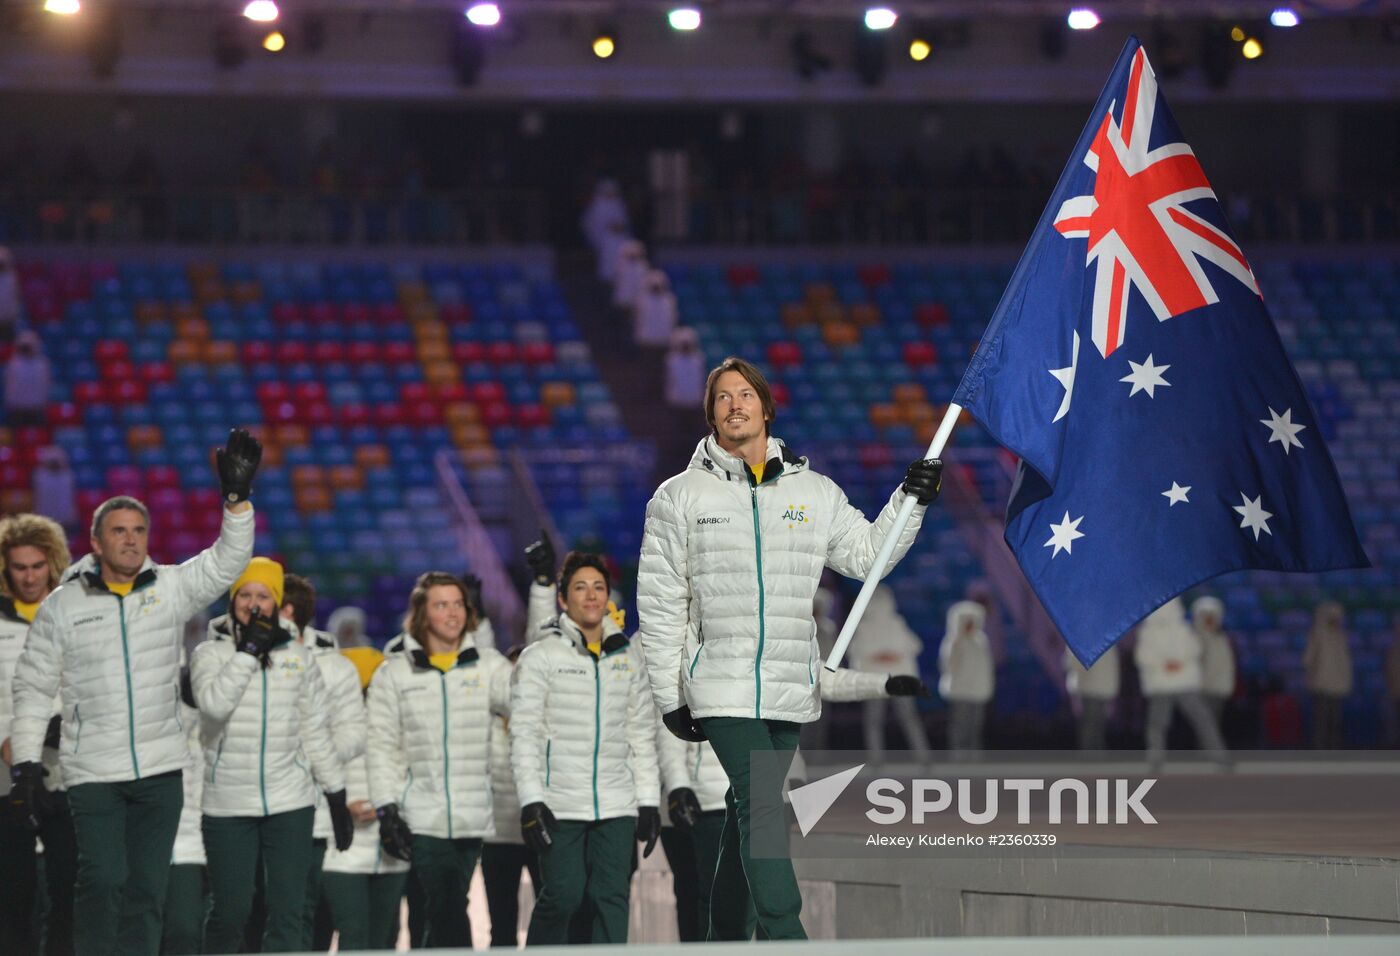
950, 37, 1369, 666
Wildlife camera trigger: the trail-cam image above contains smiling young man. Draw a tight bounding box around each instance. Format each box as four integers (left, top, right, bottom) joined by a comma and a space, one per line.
510, 551, 660, 946
9, 428, 261, 956
0, 513, 71, 956
636, 356, 942, 940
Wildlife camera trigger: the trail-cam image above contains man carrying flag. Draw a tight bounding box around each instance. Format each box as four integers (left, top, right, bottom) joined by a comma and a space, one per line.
948, 37, 1367, 666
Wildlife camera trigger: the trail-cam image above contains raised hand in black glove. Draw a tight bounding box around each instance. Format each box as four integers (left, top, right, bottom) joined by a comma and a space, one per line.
636, 806, 661, 858
662, 706, 707, 743
521, 802, 558, 854
524, 529, 557, 586
885, 674, 932, 698
216, 427, 263, 506
237, 609, 278, 664
901, 458, 943, 506
8, 762, 53, 832
377, 803, 414, 862
666, 787, 702, 831
326, 789, 354, 852
460, 573, 484, 619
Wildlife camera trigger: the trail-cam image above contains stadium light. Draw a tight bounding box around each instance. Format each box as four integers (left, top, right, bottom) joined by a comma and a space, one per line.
1067, 9, 1099, 30
864, 8, 897, 31
909, 38, 931, 61
466, 4, 501, 27
43, 0, 80, 13
592, 32, 616, 59
243, 1, 278, 23
262, 30, 285, 52
1269, 8, 1299, 28
1230, 25, 1246, 42
1241, 37, 1263, 59
668, 8, 701, 31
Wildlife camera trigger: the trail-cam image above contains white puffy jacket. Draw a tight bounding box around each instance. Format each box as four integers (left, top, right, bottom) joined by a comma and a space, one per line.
510, 612, 659, 822
485, 715, 522, 846
366, 632, 512, 840
171, 701, 205, 866
1064, 644, 1120, 700
322, 754, 409, 877
191, 613, 345, 817
300, 627, 367, 841
850, 585, 922, 675
384, 618, 496, 657
1133, 599, 1204, 695
637, 436, 925, 724
11, 507, 255, 786
656, 666, 891, 822
938, 602, 995, 704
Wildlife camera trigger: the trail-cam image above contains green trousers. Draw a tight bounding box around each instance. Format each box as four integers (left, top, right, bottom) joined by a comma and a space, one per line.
201, 807, 315, 953
322, 871, 409, 951
526, 816, 634, 946
480, 841, 541, 948
39, 796, 78, 956
161, 864, 207, 955
412, 835, 483, 948
302, 838, 327, 951
0, 807, 37, 955
67, 770, 184, 956
700, 716, 806, 941
686, 809, 729, 940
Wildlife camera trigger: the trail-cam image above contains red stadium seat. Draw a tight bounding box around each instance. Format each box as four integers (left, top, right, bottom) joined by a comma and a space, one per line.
400, 382, 432, 404
275, 342, 310, 364
470, 381, 505, 405
857, 263, 892, 288
16, 427, 50, 449
73, 382, 108, 405
311, 341, 345, 364
300, 401, 333, 426
337, 403, 371, 426
770, 382, 790, 407
146, 466, 181, 490
374, 304, 404, 324
0, 464, 30, 488
342, 304, 370, 324
479, 402, 512, 428
273, 303, 304, 324
77, 489, 109, 516
916, 303, 950, 327
257, 382, 291, 404
514, 404, 550, 428
440, 303, 472, 325
726, 264, 760, 288
95, 340, 130, 363
766, 342, 802, 369
487, 342, 519, 364
521, 343, 555, 365
139, 362, 175, 384
242, 342, 274, 364
408, 401, 442, 426
372, 404, 407, 427
306, 303, 336, 324
105, 466, 145, 494
347, 342, 381, 364
452, 342, 487, 364
101, 360, 137, 382
903, 342, 938, 367
47, 402, 81, 427
434, 382, 469, 403
113, 380, 147, 404
383, 342, 416, 364
267, 401, 299, 424
293, 382, 327, 404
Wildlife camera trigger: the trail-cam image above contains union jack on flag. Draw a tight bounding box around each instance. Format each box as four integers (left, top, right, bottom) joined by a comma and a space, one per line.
950, 37, 1367, 665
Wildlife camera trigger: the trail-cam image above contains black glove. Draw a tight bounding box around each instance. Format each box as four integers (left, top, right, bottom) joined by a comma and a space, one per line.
520, 801, 558, 855
43, 715, 62, 751
901, 458, 943, 506
377, 803, 414, 862
666, 787, 702, 831
8, 762, 52, 832
215, 426, 263, 505
885, 674, 932, 698
237, 609, 278, 664
662, 706, 707, 742
524, 529, 556, 585
460, 573, 484, 618
326, 789, 354, 853
636, 806, 661, 858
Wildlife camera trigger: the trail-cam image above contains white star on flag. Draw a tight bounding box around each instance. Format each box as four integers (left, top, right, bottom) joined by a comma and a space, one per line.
1119, 353, 1171, 398
1259, 407, 1306, 454
1233, 493, 1274, 540
1048, 330, 1080, 423
1162, 482, 1191, 506
1044, 511, 1085, 558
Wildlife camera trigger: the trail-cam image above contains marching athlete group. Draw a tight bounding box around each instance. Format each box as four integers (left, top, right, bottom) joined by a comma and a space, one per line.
1, 356, 943, 954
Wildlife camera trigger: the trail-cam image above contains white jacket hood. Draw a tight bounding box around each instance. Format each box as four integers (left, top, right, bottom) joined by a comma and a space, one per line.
938, 601, 994, 703
1133, 598, 1204, 694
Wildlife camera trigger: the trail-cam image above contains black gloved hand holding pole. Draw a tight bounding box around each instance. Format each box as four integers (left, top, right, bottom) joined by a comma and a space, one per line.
520, 801, 558, 854
901, 458, 943, 506
885, 674, 932, 698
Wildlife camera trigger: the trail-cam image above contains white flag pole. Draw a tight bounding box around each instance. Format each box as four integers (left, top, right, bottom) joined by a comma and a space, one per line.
823, 400, 963, 672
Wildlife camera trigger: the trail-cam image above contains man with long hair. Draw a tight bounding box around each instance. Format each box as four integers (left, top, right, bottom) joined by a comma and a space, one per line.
636, 356, 941, 940
0, 512, 72, 956
367, 571, 512, 948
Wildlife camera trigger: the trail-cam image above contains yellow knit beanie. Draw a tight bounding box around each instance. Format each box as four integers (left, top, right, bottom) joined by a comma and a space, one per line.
229, 557, 285, 608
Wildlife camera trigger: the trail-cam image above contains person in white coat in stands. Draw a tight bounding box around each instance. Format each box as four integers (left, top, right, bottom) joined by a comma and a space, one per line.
367, 571, 512, 948
853, 584, 931, 762
1063, 642, 1120, 750
320, 659, 409, 952
280, 572, 366, 951
511, 551, 661, 946
1302, 600, 1353, 749
191, 557, 351, 953
1191, 596, 1236, 724
613, 239, 649, 312
634, 269, 679, 347
1133, 597, 1229, 769
938, 601, 995, 754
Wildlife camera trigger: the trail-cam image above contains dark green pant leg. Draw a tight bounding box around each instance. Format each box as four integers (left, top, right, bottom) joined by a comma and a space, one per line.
406, 868, 426, 947
584, 817, 636, 944
526, 820, 588, 946
659, 827, 700, 942
118, 772, 184, 956
322, 873, 370, 951
201, 815, 260, 954
161, 864, 207, 956
0, 807, 38, 956
412, 835, 481, 948
257, 807, 316, 952
69, 781, 129, 956
301, 838, 326, 950
40, 796, 78, 956
701, 717, 806, 942
481, 842, 531, 948
690, 809, 726, 942
369, 872, 409, 950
